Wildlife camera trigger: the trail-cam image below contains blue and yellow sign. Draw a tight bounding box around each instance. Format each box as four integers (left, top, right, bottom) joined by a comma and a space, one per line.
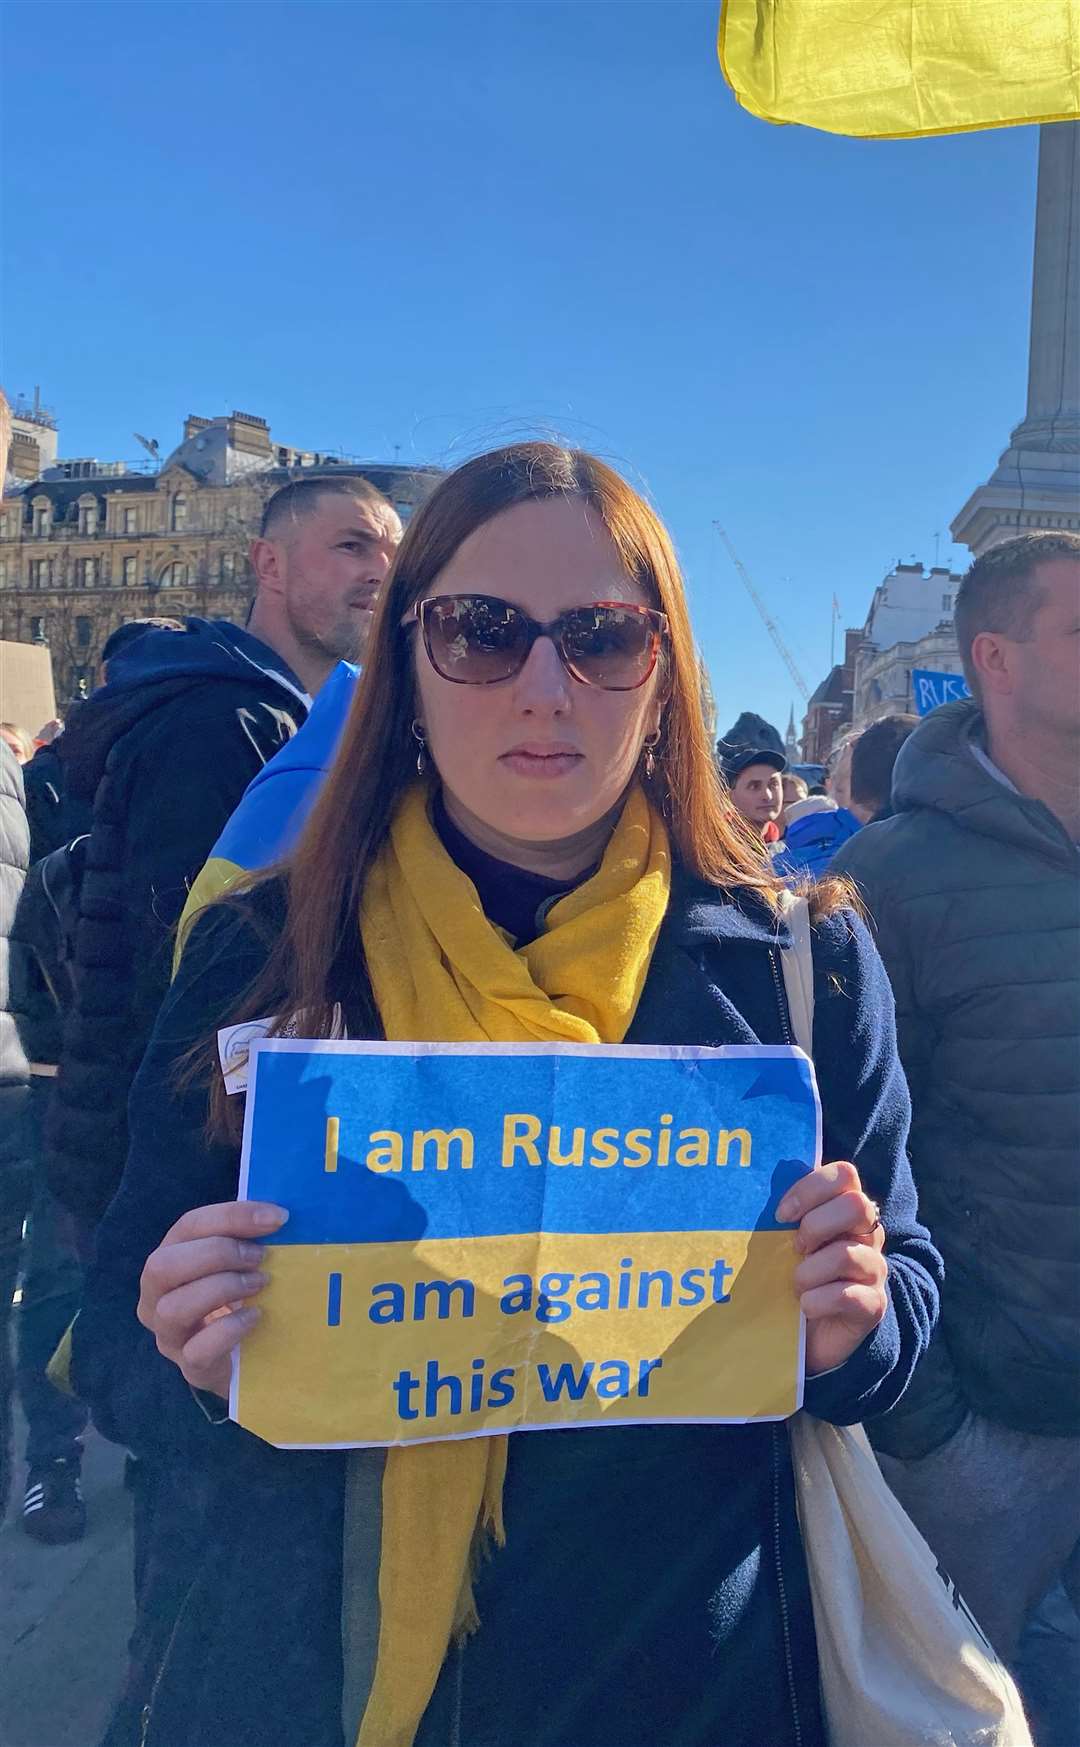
233, 1041, 820, 1448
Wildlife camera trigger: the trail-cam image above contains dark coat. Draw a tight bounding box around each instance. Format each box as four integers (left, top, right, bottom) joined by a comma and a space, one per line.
0, 741, 31, 1220
74, 872, 941, 1747
833, 700, 1080, 1456
22, 736, 93, 863
7, 735, 94, 1072
45, 618, 309, 1227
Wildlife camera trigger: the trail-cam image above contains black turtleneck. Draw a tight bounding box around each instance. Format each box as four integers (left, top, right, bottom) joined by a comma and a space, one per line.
433, 792, 598, 945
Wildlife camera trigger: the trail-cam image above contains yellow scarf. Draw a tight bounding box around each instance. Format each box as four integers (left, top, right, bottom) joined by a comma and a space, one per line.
354, 781, 671, 1747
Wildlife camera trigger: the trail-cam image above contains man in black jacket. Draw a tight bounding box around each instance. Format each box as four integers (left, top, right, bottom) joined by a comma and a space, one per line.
39, 474, 398, 1736
833, 532, 1080, 1722
46, 474, 400, 1233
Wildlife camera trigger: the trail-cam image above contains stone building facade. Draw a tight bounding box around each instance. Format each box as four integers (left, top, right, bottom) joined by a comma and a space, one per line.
0, 408, 442, 706
852, 624, 964, 728
801, 556, 966, 756
850, 560, 964, 730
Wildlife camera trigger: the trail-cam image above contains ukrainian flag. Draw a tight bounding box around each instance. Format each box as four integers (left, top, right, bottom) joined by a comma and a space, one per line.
718, 0, 1080, 138
176, 661, 358, 962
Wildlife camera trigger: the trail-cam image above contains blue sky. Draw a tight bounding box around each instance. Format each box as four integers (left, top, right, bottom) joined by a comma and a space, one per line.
2, 1, 1039, 738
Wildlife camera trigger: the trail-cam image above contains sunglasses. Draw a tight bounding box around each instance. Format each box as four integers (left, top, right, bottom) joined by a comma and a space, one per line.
409, 594, 668, 690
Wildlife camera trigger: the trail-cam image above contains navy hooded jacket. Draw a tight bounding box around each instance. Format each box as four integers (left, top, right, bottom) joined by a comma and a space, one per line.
74, 864, 940, 1747
45, 617, 308, 1226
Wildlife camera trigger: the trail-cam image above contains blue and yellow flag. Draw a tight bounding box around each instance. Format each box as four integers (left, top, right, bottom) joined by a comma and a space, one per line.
718, 0, 1080, 138
232, 1038, 820, 1449
176, 661, 357, 961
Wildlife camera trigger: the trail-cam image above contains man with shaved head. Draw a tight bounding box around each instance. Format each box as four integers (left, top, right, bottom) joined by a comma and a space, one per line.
248, 476, 401, 691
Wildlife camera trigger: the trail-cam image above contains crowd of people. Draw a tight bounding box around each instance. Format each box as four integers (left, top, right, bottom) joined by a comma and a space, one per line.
0, 445, 1076, 1747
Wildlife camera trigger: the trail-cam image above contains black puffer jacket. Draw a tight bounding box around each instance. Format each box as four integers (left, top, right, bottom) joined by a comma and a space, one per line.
833, 700, 1080, 1455
0, 741, 31, 1221
45, 618, 309, 1228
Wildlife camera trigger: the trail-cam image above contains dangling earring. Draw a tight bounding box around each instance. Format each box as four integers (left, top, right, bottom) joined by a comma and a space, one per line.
642, 728, 661, 780
411, 719, 428, 776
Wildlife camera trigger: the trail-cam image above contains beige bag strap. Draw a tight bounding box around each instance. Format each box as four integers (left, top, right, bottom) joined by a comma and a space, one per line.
779, 890, 1033, 1744
778, 892, 814, 1055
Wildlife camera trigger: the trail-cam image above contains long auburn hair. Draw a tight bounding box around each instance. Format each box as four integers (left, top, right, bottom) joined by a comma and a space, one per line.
196, 444, 842, 1130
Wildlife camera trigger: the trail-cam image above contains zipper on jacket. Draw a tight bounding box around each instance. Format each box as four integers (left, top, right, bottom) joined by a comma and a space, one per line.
771, 1425, 804, 1747
139, 1578, 198, 1747
769, 949, 793, 1045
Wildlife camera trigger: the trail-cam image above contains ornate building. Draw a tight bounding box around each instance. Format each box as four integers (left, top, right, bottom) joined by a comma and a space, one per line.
0, 407, 442, 704
850, 560, 965, 728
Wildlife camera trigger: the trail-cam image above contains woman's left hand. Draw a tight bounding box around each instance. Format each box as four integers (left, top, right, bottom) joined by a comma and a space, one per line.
776, 1160, 888, 1376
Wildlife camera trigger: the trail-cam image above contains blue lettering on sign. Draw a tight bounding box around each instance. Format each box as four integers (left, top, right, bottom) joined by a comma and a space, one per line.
913, 669, 971, 716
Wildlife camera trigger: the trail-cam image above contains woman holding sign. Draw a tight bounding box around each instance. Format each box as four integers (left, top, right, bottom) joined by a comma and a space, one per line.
76, 444, 941, 1747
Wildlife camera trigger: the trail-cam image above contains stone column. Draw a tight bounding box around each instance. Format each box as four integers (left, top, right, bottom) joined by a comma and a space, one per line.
951, 122, 1080, 555
1015, 121, 1080, 451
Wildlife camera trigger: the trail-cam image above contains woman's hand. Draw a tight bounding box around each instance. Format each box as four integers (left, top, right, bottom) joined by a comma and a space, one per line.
137, 1201, 288, 1401
776, 1161, 888, 1375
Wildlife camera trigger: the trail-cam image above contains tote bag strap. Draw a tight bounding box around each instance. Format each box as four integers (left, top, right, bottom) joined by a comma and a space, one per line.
777, 891, 814, 1055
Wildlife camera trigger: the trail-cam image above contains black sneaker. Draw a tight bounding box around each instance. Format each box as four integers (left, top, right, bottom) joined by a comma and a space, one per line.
22, 1457, 86, 1544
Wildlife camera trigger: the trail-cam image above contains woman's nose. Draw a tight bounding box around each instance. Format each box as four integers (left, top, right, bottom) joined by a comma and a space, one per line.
512, 636, 572, 713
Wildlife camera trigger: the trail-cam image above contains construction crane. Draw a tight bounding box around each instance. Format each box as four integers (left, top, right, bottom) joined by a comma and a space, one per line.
713, 522, 810, 703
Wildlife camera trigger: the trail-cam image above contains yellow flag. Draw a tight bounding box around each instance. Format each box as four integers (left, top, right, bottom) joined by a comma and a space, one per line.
718, 0, 1080, 139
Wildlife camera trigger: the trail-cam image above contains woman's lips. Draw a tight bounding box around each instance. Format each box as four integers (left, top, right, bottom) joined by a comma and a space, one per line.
499, 747, 584, 780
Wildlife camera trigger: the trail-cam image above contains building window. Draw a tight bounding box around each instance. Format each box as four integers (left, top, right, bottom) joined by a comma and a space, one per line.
30, 616, 46, 643
76, 615, 93, 648
171, 495, 188, 532
159, 561, 189, 588
941, 593, 953, 612
79, 501, 99, 535
32, 502, 51, 536
124, 507, 138, 534
123, 555, 138, 585
79, 557, 99, 587
220, 551, 236, 583
0, 562, 6, 589
29, 559, 53, 588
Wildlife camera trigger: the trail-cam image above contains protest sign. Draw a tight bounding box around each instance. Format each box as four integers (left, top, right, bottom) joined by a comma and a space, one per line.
912, 668, 971, 715
233, 1040, 820, 1448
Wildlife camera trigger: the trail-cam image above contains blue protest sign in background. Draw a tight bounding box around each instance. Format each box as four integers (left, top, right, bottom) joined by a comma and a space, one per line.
912, 668, 971, 715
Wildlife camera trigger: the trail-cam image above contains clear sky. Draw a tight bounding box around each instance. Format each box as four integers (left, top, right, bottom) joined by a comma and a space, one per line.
2, 1, 1040, 742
